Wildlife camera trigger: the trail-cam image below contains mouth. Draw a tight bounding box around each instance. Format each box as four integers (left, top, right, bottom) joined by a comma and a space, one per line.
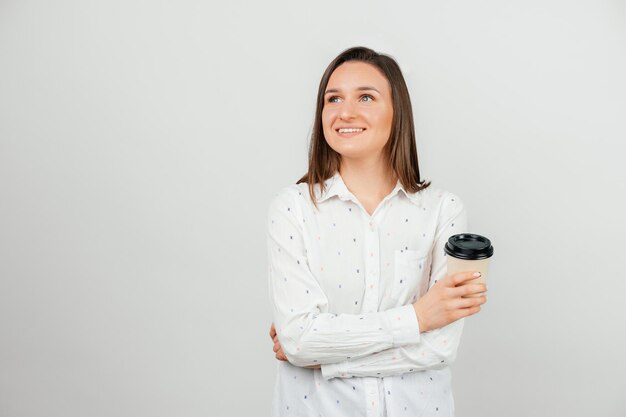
335, 127, 366, 138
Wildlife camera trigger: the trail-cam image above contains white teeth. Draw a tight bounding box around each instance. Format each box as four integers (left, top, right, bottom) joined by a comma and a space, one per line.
338, 128, 364, 133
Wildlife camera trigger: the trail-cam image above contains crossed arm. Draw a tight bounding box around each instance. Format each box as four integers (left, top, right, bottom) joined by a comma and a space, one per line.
269, 269, 486, 375
266, 189, 486, 379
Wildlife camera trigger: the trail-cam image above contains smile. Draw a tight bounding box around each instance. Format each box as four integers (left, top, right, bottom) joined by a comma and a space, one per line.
337, 128, 365, 133
335, 127, 366, 138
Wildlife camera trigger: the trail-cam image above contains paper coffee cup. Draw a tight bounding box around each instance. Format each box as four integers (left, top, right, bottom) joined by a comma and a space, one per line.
444, 234, 494, 297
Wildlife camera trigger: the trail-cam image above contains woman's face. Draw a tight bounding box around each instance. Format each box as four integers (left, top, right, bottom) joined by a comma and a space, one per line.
322, 61, 394, 162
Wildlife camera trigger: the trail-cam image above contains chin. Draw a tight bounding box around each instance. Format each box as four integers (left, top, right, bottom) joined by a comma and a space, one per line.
334, 148, 372, 161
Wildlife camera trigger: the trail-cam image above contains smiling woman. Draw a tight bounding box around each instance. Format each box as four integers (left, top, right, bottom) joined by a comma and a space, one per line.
266, 46, 487, 417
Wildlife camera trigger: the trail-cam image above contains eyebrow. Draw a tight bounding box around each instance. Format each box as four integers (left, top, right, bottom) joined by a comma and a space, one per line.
324, 86, 381, 95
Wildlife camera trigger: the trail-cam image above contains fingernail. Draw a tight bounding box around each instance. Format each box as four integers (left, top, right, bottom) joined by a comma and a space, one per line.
473, 272, 481, 277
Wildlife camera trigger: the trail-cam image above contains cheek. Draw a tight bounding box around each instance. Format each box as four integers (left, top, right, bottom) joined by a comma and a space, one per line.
378, 107, 393, 133
322, 109, 336, 133
368, 108, 393, 132
322, 107, 335, 122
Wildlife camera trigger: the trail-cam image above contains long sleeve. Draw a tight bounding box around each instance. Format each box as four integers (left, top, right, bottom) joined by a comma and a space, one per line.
320, 193, 468, 379
267, 187, 421, 368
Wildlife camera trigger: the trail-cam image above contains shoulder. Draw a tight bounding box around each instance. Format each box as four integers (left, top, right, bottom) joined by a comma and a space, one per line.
408, 186, 466, 220
410, 185, 464, 209
267, 183, 311, 219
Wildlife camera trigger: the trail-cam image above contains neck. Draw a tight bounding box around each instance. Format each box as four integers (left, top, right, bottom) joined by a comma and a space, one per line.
338, 155, 397, 200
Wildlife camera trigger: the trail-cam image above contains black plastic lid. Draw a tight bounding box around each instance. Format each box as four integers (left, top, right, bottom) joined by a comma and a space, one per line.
444, 233, 494, 260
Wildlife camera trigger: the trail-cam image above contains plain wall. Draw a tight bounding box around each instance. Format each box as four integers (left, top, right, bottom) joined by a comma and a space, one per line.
1, 0, 625, 416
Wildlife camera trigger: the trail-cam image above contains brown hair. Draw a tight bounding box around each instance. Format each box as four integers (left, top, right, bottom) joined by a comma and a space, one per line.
297, 46, 430, 207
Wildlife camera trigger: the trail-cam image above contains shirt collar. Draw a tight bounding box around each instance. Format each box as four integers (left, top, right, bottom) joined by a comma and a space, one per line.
396, 182, 422, 206
316, 172, 350, 203
316, 172, 420, 206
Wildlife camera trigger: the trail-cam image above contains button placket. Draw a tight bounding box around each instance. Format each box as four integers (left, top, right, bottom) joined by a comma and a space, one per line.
363, 215, 380, 313
365, 378, 379, 417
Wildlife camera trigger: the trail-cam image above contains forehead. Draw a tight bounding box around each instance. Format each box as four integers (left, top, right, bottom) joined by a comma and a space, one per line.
327, 61, 390, 92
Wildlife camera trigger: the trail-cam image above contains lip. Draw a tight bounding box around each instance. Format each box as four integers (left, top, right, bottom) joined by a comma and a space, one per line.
335, 127, 367, 138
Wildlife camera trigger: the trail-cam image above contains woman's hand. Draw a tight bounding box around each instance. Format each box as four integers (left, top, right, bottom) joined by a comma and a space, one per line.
269, 323, 321, 369
270, 323, 288, 361
412, 271, 487, 333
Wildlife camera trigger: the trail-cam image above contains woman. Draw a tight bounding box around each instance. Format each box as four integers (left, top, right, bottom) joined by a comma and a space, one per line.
266, 47, 486, 417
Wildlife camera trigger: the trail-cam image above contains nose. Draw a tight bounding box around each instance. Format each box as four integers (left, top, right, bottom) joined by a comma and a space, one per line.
338, 100, 357, 120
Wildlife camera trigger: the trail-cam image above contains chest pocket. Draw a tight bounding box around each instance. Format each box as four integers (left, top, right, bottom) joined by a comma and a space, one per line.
393, 249, 429, 304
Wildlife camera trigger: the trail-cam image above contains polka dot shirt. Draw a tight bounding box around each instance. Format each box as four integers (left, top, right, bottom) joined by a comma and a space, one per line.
268, 172, 468, 417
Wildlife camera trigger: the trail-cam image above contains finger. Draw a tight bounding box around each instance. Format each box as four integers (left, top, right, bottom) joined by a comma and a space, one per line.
277, 349, 288, 361
274, 339, 284, 352
276, 345, 286, 358
450, 271, 482, 286
464, 305, 481, 316
273, 335, 278, 343
453, 295, 487, 309
452, 305, 481, 321
270, 323, 276, 339
451, 283, 487, 297
273, 342, 280, 353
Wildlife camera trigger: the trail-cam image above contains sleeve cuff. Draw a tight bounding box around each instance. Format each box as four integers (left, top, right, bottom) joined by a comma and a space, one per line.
321, 361, 348, 380
384, 304, 421, 347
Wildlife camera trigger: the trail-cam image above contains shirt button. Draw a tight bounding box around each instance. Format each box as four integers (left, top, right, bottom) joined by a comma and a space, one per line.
369, 222, 375, 231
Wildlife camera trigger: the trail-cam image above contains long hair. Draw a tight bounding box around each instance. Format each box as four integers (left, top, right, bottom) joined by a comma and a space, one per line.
297, 46, 431, 207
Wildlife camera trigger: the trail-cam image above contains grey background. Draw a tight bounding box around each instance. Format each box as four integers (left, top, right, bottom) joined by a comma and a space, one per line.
1, 0, 625, 416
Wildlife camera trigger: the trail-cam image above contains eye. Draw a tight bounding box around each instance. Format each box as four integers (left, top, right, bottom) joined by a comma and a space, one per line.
360, 94, 374, 102
327, 96, 341, 103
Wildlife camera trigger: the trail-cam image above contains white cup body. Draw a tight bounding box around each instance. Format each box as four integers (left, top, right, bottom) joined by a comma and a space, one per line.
446, 256, 491, 297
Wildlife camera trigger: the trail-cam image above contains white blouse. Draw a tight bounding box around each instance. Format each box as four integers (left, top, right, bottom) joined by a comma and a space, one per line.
267, 172, 468, 417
